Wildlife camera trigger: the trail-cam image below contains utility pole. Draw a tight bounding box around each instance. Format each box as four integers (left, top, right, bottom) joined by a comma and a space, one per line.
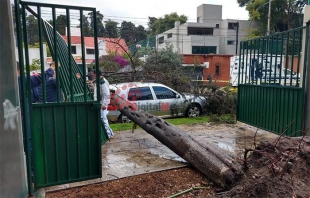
235, 21, 239, 55
267, 0, 272, 35
182, 35, 183, 54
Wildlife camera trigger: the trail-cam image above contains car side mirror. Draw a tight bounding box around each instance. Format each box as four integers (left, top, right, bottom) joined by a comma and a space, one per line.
176, 95, 180, 99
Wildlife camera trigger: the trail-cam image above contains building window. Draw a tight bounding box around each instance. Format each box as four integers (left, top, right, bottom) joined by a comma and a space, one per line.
158, 36, 164, 44
71, 46, 76, 54
192, 46, 217, 54
188, 27, 213, 35
86, 49, 95, 54
215, 65, 220, 76
167, 33, 172, 38
197, 17, 200, 23
215, 24, 219, 28
227, 40, 235, 45
228, 22, 238, 30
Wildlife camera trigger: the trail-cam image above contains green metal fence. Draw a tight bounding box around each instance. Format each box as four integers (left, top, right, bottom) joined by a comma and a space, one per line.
237, 25, 309, 136
15, 0, 109, 195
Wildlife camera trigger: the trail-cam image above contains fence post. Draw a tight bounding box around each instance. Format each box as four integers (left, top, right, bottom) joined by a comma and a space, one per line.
303, 5, 310, 136
0, 0, 28, 197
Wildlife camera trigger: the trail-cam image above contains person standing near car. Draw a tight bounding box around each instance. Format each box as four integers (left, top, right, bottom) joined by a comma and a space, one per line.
94, 70, 114, 139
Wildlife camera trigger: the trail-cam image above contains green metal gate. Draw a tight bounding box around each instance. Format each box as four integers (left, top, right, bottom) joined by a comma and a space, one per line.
237, 24, 309, 137
15, 0, 109, 196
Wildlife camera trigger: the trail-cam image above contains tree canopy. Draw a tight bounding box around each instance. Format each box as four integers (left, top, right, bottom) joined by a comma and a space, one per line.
119, 21, 147, 45
143, 43, 191, 92
148, 12, 188, 35
238, 0, 307, 36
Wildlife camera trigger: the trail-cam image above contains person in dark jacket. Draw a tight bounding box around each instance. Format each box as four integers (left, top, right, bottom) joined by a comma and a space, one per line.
17, 62, 42, 170
38, 67, 63, 102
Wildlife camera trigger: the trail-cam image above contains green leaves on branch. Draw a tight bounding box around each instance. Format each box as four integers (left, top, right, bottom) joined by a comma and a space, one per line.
148, 12, 188, 35
238, 0, 307, 36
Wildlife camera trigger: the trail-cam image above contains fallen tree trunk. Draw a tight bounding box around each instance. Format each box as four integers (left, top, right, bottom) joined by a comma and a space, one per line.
110, 94, 244, 189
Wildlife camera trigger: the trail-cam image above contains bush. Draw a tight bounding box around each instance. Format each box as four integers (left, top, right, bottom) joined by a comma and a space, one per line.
200, 84, 237, 117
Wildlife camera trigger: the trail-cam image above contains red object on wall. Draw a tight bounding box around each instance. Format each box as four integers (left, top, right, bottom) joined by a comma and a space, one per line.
183, 54, 233, 87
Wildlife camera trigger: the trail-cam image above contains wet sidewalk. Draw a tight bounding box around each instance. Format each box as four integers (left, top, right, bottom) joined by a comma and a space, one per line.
45, 122, 278, 192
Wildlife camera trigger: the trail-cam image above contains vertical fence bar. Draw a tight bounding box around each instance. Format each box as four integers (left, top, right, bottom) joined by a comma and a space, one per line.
241, 42, 245, 84
260, 39, 264, 84
269, 36, 274, 85
296, 28, 302, 87
248, 40, 252, 84
52, 7, 60, 103
93, 10, 102, 176
245, 41, 249, 84
66, 8, 74, 102
80, 10, 87, 102
274, 35, 279, 84
256, 38, 260, 85
302, 23, 310, 135
279, 33, 284, 85
284, 32, 290, 86
237, 41, 242, 122
19, 3, 34, 196
37, 6, 46, 103
290, 30, 296, 86
264, 37, 269, 84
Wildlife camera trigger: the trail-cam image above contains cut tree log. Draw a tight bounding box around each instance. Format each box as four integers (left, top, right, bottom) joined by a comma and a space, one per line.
110, 94, 244, 189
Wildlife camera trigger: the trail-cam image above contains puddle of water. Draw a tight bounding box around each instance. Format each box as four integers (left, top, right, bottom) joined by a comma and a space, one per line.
217, 142, 235, 151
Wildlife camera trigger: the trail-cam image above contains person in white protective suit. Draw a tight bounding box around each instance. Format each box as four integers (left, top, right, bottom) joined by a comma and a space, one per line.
93, 70, 114, 139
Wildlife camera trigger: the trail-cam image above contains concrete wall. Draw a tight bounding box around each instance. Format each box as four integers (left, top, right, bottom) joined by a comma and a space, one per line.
197, 4, 222, 22
157, 22, 222, 54
219, 19, 250, 55
0, 0, 27, 197
183, 54, 232, 86
72, 42, 105, 60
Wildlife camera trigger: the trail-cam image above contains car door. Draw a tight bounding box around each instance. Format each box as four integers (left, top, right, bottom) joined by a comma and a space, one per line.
127, 86, 157, 115
151, 85, 182, 117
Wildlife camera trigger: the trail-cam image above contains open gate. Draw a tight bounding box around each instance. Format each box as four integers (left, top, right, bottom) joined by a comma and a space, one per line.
15, 0, 109, 196
237, 24, 309, 137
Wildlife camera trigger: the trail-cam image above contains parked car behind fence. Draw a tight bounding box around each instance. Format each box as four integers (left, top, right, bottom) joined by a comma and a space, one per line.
107, 82, 207, 122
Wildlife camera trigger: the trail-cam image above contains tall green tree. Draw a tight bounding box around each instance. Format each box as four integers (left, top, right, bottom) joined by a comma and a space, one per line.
135, 25, 147, 42
143, 43, 190, 92
148, 12, 187, 35
26, 15, 39, 45
119, 22, 148, 45
55, 15, 67, 35
120, 21, 136, 44
88, 11, 105, 37
79, 15, 91, 36
105, 20, 119, 38
238, 0, 307, 36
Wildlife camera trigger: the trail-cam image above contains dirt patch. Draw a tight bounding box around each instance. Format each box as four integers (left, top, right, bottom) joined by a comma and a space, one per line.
46, 167, 216, 198
46, 125, 310, 198
217, 136, 310, 198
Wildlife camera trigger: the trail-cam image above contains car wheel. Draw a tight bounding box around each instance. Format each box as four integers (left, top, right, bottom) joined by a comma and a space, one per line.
117, 114, 131, 123
186, 104, 201, 117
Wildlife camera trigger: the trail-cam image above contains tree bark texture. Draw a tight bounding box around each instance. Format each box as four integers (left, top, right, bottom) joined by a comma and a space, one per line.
110, 94, 244, 189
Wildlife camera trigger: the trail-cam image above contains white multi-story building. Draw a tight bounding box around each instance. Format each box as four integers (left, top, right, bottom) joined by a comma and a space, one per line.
157, 4, 250, 55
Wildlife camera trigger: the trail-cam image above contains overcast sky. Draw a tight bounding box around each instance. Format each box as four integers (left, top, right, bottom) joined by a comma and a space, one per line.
23, 0, 249, 27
